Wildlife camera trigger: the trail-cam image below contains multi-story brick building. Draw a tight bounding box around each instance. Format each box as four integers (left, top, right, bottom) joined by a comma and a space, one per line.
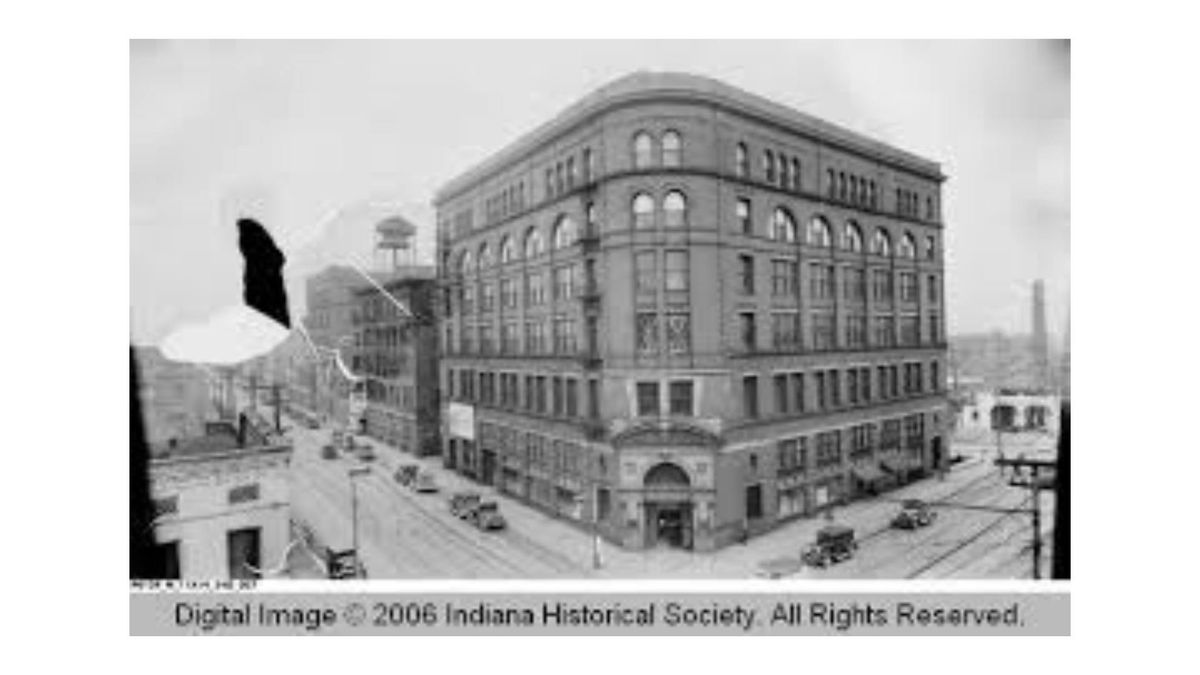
435, 72, 950, 551
351, 268, 441, 456
303, 265, 371, 424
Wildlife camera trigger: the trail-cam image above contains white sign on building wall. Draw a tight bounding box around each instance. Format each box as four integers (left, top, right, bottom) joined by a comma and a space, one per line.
447, 402, 475, 440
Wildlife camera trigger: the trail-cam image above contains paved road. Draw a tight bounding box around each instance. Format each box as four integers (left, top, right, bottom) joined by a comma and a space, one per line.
269, 396, 1055, 579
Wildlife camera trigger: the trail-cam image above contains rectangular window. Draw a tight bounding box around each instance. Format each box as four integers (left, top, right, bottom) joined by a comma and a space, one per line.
816, 431, 842, 469
847, 369, 859, 405
810, 263, 835, 300
636, 312, 659, 354
771, 312, 799, 351
739, 255, 755, 294
668, 381, 694, 416
552, 377, 564, 416
846, 314, 867, 349
553, 265, 576, 300
860, 367, 871, 402
811, 312, 835, 351
791, 373, 806, 413
872, 269, 893, 303
525, 272, 544, 306
772, 260, 799, 297
500, 278, 517, 309
664, 251, 689, 292
743, 375, 759, 419
665, 312, 691, 354
900, 272, 918, 303
737, 198, 752, 235
928, 312, 941, 344
773, 374, 789, 414
931, 361, 941, 392
829, 369, 841, 408
928, 274, 939, 303
635, 251, 657, 295
900, 315, 920, 346
740, 312, 757, 352
815, 371, 826, 410
874, 315, 895, 348
636, 382, 660, 417
228, 483, 260, 504
845, 268, 866, 301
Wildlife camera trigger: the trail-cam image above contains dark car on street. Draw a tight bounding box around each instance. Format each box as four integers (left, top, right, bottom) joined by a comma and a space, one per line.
801, 525, 857, 568
394, 464, 420, 487
321, 444, 339, 460
470, 501, 507, 531
413, 471, 439, 493
449, 491, 483, 519
891, 499, 937, 530
356, 444, 376, 462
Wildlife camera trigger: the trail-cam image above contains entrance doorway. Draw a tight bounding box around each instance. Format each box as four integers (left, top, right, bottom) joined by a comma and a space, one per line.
931, 436, 944, 469
646, 502, 693, 549
480, 449, 496, 485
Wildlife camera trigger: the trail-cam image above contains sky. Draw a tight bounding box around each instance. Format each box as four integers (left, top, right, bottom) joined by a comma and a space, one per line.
131, 40, 1070, 349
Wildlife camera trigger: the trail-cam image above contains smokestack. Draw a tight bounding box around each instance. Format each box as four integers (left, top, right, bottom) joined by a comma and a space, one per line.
1031, 280, 1049, 392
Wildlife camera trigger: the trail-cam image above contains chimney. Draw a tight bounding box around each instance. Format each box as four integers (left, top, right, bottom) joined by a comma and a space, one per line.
1031, 280, 1049, 392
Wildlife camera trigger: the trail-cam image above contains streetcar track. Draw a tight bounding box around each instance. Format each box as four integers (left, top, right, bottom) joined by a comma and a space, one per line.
905, 494, 1032, 579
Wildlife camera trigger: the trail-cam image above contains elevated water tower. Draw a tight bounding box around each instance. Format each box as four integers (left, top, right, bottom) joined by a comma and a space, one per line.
375, 215, 417, 273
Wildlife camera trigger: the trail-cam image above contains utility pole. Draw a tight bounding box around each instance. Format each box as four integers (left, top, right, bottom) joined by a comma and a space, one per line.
348, 466, 371, 578
995, 456, 1055, 579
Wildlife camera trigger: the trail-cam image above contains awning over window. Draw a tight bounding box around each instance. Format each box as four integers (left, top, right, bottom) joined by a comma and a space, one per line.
853, 464, 886, 484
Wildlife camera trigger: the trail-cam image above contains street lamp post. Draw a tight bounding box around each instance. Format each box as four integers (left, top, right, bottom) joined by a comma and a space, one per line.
348, 466, 371, 578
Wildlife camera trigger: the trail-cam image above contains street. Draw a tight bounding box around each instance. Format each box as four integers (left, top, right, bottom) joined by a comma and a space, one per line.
273, 398, 1055, 579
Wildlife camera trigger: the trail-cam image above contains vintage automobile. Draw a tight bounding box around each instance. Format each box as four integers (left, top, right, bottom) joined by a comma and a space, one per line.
470, 501, 507, 531
449, 491, 483, 518
320, 444, 339, 460
413, 471, 439, 493
355, 444, 376, 462
394, 464, 420, 487
801, 525, 858, 568
891, 499, 938, 530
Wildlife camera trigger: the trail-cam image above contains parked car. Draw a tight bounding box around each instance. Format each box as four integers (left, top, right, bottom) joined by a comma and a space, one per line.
470, 501, 507, 531
356, 444, 376, 462
801, 525, 857, 568
394, 465, 420, 487
891, 499, 937, 530
413, 471, 439, 493
306, 418, 320, 430
449, 491, 483, 518
321, 444, 339, 460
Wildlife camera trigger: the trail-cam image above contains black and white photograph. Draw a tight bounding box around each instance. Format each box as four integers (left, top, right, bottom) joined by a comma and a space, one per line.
129, 40, 1070, 584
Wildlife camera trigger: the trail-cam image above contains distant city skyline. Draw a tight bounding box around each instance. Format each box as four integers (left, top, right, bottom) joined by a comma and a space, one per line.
131, 40, 1069, 347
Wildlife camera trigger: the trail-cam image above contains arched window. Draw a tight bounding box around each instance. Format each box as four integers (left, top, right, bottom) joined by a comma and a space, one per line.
807, 216, 833, 247
662, 130, 682, 167
850, 176, 859, 203
735, 142, 748, 177
524, 227, 545, 258
477, 242, 493, 269
844, 222, 864, 252
499, 235, 516, 264
552, 215, 577, 250
925, 235, 936, 260
632, 192, 655, 229
869, 181, 877, 208
872, 229, 892, 257
771, 207, 797, 242
633, 131, 653, 169
790, 158, 801, 191
459, 249, 474, 275
763, 150, 775, 183
663, 191, 688, 228
827, 169, 836, 197
838, 172, 847, 201
778, 154, 790, 188
899, 232, 918, 259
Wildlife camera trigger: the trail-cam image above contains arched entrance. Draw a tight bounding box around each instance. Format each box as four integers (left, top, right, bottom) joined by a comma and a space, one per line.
643, 462, 693, 549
